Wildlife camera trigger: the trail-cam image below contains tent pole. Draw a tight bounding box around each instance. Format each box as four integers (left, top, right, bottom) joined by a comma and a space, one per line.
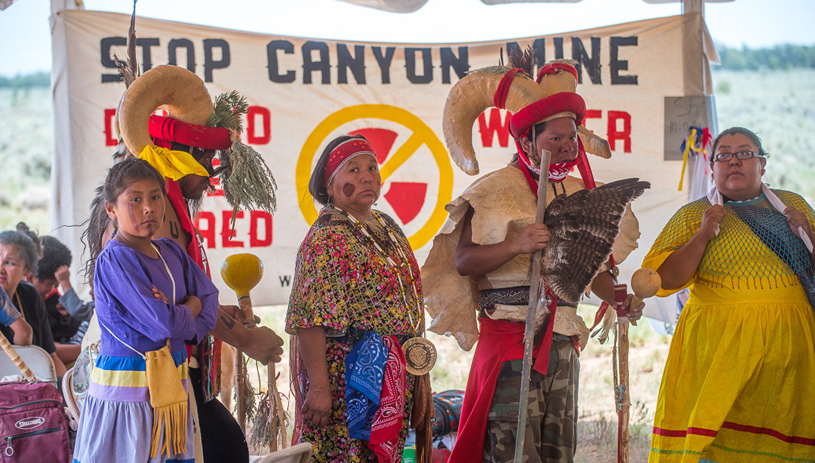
51, 0, 83, 14
682, 0, 704, 16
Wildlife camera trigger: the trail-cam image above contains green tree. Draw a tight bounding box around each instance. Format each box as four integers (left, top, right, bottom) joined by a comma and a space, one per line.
0, 72, 50, 89
715, 44, 815, 71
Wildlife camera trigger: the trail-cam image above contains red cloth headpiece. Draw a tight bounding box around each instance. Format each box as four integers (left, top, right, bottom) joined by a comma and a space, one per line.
323, 138, 376, 188
536, 62, 579, 84
493, 68, 524, 110
509, 92, 586, 139
149, 115, 232, 151
509, 92, 594, 188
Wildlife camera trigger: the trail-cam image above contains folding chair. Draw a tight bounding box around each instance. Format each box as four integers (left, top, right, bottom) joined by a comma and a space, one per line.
0, 344, 56, 383
62, 367, 81, 422
61, 341, 98, 423
251, 443, 313, 463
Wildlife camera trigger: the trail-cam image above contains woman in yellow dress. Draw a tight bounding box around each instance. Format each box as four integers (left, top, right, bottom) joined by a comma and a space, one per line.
643, 127, 815, 462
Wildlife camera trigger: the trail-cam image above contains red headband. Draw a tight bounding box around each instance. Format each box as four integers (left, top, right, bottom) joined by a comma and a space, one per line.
323, 138, 376, 188
536, 62, 579, 84
149, 115, 232, 151
509, 92, 586, 139
493, 68, 523, 110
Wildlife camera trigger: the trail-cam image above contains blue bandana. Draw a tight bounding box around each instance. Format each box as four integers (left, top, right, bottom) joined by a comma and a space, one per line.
345, 331, 388, 440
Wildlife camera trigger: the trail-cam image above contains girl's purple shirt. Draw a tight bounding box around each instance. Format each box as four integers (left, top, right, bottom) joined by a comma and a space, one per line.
93, 238, 219, 356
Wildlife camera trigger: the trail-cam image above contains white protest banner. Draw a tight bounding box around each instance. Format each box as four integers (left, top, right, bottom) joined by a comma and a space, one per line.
51, 10, 715, 306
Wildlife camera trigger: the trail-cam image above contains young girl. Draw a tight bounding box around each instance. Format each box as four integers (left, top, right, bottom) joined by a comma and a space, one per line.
73, 158, 219, 462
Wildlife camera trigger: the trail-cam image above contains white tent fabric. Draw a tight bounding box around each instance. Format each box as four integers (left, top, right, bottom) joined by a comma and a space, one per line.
334, 0, 733, 12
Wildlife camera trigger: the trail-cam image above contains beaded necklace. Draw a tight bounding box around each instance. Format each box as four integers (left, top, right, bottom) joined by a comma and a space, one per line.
724, 193, 764, 206
334, 205, 421, 334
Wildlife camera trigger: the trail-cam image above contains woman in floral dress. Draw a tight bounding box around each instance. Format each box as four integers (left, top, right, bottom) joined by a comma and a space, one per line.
286, 135, 425, 463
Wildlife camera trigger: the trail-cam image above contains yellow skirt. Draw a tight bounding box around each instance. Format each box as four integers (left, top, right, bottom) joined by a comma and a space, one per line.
649, 284, 815, 462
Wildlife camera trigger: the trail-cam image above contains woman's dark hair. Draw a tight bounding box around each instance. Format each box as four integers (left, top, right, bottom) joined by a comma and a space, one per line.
308, 134, 367, 206
710, 127, 769, 162
82, 158, 166, 283
36, 236, 72, 281
510, 121, 548, 164
0, 222, 41, 273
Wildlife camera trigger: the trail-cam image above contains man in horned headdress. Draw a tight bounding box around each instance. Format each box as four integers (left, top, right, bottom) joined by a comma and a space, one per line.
109, 65, 283, 463
422, 58, 646, 462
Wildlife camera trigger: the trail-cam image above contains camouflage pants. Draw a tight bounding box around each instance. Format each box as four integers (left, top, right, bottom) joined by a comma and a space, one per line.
483, 335, 579, 463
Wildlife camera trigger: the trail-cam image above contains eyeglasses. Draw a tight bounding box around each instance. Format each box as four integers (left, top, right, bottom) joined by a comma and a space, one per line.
712, 151, 764, 162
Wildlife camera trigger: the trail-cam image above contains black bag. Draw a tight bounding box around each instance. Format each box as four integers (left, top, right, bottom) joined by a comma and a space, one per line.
431, 390, 464, 438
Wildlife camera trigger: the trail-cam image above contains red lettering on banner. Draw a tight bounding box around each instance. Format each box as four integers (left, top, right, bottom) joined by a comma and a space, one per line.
104, 108, 172, 148
477, 108, 511, 148
247, 106, 271, 145
608, 110, 632, 152
195, 210, 272, 249
195, 211, 216, 248
249, 211, 273, 247
104, 109, 118, 146
207, 158, 225, 197
584, 109, 602, 123
221, 210, 245, 247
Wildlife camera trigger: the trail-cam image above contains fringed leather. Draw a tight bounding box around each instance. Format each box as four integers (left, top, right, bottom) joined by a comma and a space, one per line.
150, 400, 188, 458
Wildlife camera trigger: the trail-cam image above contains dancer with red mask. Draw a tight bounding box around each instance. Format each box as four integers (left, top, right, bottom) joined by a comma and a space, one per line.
422, 57, 645, 463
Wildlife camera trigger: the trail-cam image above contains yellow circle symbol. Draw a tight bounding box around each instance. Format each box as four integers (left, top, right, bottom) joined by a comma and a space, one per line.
296, 104, 453, 250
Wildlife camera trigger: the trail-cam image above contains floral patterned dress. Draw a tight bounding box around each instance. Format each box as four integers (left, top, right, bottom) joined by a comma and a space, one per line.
286, 205, 423, 463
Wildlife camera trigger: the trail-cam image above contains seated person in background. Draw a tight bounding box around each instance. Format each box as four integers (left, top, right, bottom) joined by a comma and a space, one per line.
55, 263, 94, 322
44, 296, 85, 365
0, 286, 33, 346
0, 223, 68, 375
26, 236, 84, 365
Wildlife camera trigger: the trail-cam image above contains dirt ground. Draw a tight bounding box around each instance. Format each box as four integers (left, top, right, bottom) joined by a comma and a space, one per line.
243, 304, 672, 461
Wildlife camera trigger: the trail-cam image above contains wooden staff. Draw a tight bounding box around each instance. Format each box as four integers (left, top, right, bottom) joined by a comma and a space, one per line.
513, 149, 552, 463
221, 253, 287, 451
612, 284, 631, 463
0, 332, 34, 382
614, 268, 661, 463
221, 254, 264, 433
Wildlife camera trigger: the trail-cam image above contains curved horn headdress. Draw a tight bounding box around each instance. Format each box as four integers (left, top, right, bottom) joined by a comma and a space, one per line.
118, 65, 214, 157
443, 63, 611, 176
443, 67, 546, 175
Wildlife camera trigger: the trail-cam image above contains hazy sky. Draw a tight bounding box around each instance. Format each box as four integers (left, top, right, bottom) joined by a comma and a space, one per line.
1, 0, 814, 76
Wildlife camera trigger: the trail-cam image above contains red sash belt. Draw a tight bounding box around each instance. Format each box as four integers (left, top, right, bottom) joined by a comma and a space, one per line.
448, 314, 556, 463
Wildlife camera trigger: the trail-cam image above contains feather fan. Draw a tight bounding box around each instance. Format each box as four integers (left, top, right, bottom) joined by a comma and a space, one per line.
542, 178, 650, 303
